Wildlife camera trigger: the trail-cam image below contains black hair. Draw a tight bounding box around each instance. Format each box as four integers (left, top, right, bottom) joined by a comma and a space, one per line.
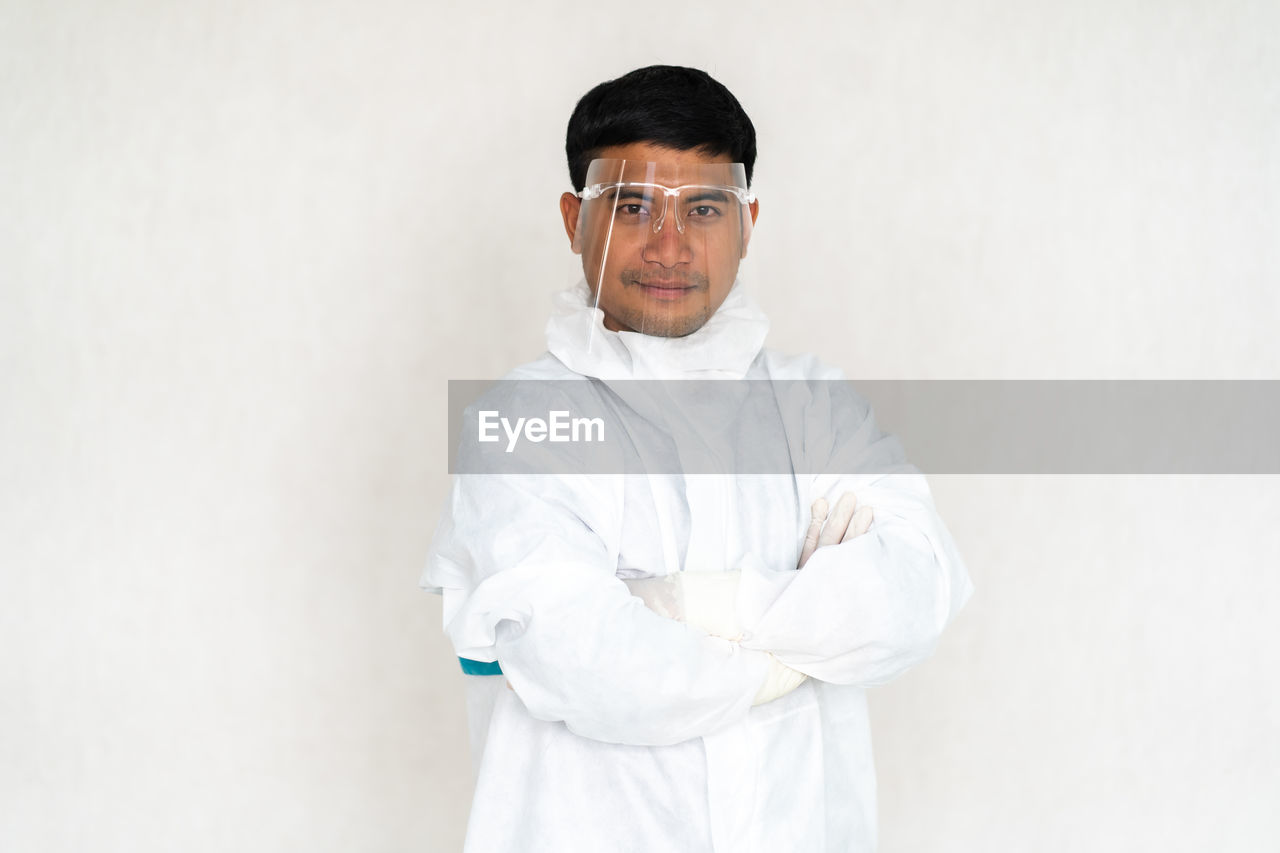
565, 65, 757, 192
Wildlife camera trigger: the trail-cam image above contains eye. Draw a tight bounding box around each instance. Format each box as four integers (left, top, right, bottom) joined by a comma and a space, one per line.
617, 203, 651, 217
686, 205, 722, 219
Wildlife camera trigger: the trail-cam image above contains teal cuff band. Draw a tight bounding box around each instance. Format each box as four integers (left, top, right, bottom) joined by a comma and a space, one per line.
459, 657, 503, 676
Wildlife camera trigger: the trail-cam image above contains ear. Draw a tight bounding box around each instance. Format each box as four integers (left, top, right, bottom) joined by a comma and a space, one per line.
740, 198, 760, 259
560, 192, 583, 254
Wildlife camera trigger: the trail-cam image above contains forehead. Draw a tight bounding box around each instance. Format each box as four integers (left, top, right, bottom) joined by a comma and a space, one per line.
585, 163, 746, 195
591, 142, 737, 186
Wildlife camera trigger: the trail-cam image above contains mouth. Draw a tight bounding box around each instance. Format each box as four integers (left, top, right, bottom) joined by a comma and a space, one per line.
638, 283, 695, 302
629, 279, 698, 301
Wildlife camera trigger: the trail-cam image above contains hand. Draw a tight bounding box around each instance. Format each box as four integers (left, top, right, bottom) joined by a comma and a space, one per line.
798, 491, 874, 568
752, 652, 809, 706
623, 572, 742, 640
623, 572, 808, 705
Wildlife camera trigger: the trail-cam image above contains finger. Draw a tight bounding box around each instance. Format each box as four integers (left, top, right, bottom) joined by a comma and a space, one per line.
842, 505, 874, 542
819, 491, 858, 547
798, 497, 829, 568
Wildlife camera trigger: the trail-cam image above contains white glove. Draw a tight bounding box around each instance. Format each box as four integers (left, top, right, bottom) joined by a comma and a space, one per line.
798, 491, 874, 568
623, 571, 808, 706
622, 571, 743, 640
753, 652, 809, 706
621, 493, 874, 706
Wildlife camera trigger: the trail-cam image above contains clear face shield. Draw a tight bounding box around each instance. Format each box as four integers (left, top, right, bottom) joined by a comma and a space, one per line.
571, 159, 756, 340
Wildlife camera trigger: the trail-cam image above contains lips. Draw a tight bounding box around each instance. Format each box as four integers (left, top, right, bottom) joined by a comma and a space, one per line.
630, 275, 696, 288
618, 271, 706, 303
636, 282, 696, 302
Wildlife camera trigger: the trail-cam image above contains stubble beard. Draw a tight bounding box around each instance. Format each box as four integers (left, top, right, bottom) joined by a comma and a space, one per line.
608, 268, 713, 338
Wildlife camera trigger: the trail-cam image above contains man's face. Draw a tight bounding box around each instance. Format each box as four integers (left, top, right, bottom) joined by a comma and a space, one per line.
560, 142, 759, 337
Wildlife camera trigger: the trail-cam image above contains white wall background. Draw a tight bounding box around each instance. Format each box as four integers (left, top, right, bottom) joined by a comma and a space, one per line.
2, 1, 1276, 850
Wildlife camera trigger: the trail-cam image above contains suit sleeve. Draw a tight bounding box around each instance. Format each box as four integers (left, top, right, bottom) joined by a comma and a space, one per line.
736, 378, 974, 686
425, 470, 771, 746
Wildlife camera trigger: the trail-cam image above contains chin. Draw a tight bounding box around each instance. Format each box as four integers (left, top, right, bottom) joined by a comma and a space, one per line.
624, 312, 710, 338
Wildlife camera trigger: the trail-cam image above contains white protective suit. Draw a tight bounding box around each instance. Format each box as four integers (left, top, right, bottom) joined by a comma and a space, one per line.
424, 279, 973, 853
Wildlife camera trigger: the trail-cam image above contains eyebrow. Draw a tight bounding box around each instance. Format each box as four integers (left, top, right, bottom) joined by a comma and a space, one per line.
683, 190, 731, 204
601, 186, 732, 204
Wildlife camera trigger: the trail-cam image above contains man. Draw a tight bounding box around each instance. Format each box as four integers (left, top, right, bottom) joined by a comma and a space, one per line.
424, 65, 972, 852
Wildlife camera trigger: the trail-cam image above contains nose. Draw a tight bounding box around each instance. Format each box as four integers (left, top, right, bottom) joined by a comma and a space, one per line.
642, 202, 692, 268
